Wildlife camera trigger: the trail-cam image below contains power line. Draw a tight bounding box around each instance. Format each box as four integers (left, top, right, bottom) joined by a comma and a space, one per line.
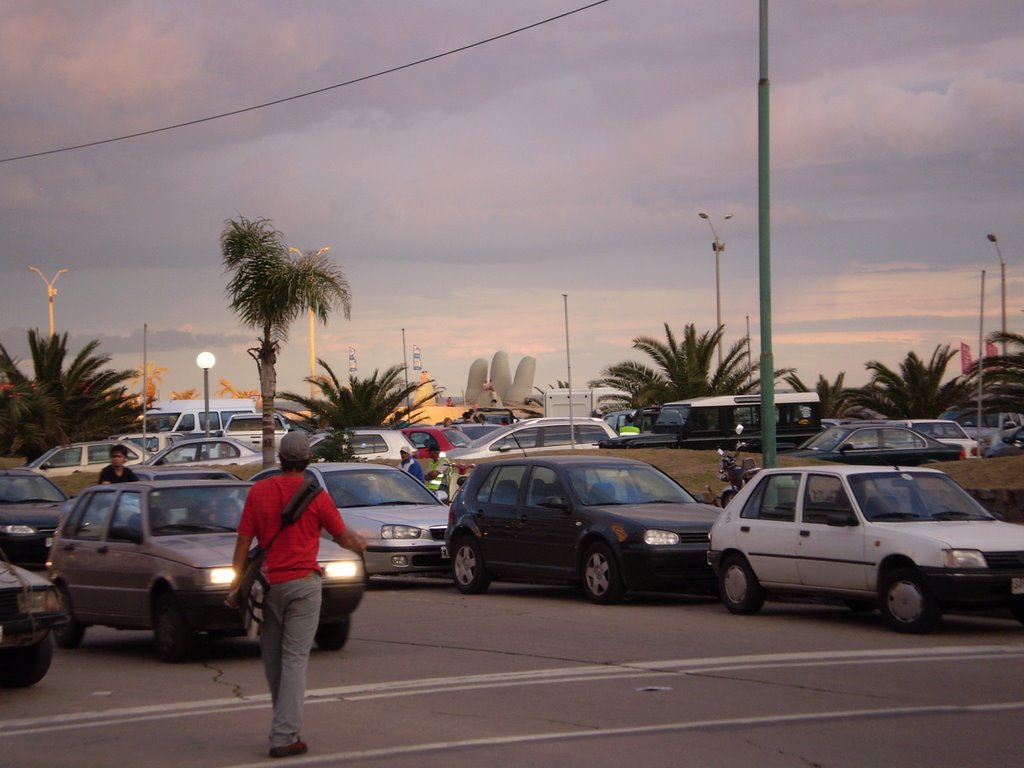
0, 0, 610, 164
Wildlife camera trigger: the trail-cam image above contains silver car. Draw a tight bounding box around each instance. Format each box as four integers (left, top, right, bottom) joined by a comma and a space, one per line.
49, 480, 365, 662
143, 436, 263, 468
252, 463, 450, 577
445, 418, 616, 462
26, 440, 146, 477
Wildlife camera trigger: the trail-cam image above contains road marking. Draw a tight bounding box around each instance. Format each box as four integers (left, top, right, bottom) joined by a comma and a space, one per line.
2, 644, 1022, 737
221, 700, 1024, 768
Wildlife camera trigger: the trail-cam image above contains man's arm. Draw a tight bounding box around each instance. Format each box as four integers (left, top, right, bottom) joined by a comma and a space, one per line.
334, 528, 366, 555
224, 533, 254, 608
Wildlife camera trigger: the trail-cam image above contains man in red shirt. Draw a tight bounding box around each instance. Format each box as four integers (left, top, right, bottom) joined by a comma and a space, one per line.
229, 432, 364, 759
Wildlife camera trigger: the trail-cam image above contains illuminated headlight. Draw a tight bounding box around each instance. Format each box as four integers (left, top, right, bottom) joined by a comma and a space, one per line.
206, 567, 236, 585
644, 529, 680, 546
381, 524, 422, 539
322, 560, 360, 579
19, 588, 61, 613
942, 549, 987, 569
0, 524, 37, 535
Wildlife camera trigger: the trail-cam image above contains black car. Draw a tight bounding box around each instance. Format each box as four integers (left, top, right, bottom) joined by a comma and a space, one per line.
782, 425, 963, 465
445, 455, 720, 604
0, 469, 67, 570
0, 560, 67, 687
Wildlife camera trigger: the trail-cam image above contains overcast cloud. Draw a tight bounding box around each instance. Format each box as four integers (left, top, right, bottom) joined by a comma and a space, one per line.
1, 0, 1021, 403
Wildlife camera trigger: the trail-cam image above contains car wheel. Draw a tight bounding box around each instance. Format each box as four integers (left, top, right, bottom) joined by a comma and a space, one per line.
581, 542, 626, 605
314, 617, 351, 651
451, 536, 491, 594
154, 593, 195, 663
719, 555, 765, 615
880, 568, 941, 634
0, 635, 54, 688
54, 583, 86, 649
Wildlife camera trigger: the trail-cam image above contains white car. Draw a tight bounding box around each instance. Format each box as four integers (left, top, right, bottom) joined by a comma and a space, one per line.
144, 437, 263, 467
309, 429, 416, 462
445, 418, 616, 462
708, 465, 1024, 633
26, 441, 146, 477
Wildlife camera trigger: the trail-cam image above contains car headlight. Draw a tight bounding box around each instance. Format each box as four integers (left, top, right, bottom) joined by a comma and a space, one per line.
381, 524, 423, 539
0, 524, 37, 535
19, 587, 61, 613
322, 560, 361, 579
942, 549, 987, 569
644, 529, 680, 546
206, 567, 236, 586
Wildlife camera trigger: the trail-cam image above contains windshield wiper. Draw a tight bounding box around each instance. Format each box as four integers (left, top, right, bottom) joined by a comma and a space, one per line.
869, 511, 920, 521
930, 510, 974, 521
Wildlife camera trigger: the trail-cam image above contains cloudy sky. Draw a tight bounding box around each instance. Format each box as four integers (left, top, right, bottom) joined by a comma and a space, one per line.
2, 0, 1021, 405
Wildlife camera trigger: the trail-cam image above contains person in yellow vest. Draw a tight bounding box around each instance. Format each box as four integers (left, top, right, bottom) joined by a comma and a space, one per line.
424, 443, 447, 492
618, 413, 641, 436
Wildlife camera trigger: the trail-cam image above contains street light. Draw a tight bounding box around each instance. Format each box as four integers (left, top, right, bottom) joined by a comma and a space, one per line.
987, 234, 1006, 356
196, 352, 216, 438
288, 246, 332, 399
28, 266, 69, 336
698, 212, 734, 366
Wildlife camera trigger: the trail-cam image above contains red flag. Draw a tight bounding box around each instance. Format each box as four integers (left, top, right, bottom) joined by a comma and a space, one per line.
986, 341, 998, 358
960, 342, 972, 374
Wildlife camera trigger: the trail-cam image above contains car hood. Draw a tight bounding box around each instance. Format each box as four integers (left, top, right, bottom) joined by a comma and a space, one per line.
0, 560, 51, 588
876, 520, 1024, 551
592, 501, 721, 527
147, 533, 361, 567
0, 501, 63, 526
339, 503, 448, 527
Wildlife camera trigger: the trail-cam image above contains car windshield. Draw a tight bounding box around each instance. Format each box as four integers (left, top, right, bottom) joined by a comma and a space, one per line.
320, 468, 440, 508
566, 464, 697, 505
0, 475, 66, 503
443, 429, 472, 448
799, 428, 854, 452
149, 486, 250, 534
848, 472, 995, 522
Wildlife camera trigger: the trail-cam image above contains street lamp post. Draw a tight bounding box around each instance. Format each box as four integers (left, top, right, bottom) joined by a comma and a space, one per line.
698, 212, 733, 366
196, 352, 216, 438
987, 234, 1007, 356
28, 266, 69, 336
288, 246, 332, 399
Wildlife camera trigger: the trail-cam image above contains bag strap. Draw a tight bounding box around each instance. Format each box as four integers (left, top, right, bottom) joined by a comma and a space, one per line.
261, 475, 323, 554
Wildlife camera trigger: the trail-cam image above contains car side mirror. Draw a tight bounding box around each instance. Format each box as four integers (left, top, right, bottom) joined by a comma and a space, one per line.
838, 444, 852, 453
540, 495, 570, 511
435, 490, 449, 503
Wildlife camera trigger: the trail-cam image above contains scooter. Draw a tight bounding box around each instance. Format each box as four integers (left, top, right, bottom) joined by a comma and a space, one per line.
716, 427, 760, 506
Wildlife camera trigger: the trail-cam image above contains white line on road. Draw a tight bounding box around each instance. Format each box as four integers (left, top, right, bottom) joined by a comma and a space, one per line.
2, 644, 1022, 738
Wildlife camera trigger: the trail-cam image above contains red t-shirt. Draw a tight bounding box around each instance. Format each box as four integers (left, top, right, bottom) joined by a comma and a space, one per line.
238, 474, 349, 585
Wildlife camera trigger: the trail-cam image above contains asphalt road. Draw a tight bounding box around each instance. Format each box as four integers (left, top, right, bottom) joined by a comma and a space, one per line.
3, 577, 1024, 768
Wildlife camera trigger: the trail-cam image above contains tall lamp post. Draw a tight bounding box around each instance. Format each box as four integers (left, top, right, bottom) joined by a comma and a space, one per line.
196, 352, 216, 438
698, 212, 733, 366
288, 246, 332, 399
987, 234, 1007, 356
28, 266, 69, 336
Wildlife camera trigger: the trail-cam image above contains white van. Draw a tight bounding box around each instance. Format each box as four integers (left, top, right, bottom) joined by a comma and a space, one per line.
222, 412, 297, 449
142, 399, 257, 436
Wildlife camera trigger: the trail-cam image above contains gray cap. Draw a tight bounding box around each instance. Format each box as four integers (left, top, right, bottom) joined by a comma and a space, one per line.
278, 432, 311, 461
399, 446, 412, 455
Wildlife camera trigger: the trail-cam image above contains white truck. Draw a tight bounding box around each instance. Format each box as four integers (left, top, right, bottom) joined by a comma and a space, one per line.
542, 388, 622, 419
142, 399, 257, 436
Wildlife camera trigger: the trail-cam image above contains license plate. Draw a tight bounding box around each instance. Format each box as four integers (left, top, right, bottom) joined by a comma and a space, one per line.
1012, 577, 1024, 595
441, 545, 449, 559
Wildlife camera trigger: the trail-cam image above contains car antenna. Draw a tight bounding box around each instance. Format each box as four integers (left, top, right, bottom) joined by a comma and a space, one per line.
508, 426, 529, 458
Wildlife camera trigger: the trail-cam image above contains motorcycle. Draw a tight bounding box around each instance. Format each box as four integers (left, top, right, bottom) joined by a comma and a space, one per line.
716, 440, 760, 507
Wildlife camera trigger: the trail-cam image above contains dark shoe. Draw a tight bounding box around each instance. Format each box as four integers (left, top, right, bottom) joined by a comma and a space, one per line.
269, 741, 309, 758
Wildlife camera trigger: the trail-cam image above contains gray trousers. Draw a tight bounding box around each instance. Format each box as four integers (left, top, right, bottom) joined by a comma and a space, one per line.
259, 572, 322, 748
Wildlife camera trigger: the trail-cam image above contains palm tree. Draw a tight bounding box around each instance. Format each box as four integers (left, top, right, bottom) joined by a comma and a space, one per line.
0, 330, 138, 459
280, 361, 432, 430
844, 344, 975, 418
981, 331, 1024, 413
589, 323, 784, 408
130, 361, 167, 408
783, 371, 859, 418
221, 216, 352, 466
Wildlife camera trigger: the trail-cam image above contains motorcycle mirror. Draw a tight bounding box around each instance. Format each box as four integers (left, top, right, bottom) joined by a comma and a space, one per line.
735, 424, 744, 435
717, 448, 725, 456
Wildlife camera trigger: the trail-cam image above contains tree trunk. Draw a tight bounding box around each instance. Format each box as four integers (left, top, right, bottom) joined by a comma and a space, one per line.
258, 335, 278, 469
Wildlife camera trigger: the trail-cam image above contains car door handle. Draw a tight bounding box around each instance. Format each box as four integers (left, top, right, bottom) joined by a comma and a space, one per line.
97, 545, 108, 554
740, 526, 750, 533
799, 530, 810, 537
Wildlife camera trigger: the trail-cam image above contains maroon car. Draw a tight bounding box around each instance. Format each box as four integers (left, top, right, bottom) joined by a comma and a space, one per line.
401, 426, 473, 458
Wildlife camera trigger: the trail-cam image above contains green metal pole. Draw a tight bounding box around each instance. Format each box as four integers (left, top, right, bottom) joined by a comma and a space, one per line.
758, 0, 776, 467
